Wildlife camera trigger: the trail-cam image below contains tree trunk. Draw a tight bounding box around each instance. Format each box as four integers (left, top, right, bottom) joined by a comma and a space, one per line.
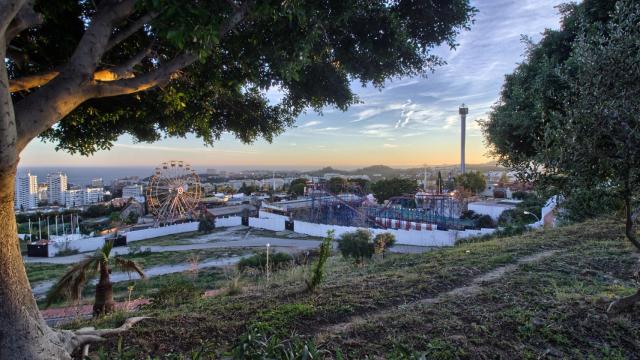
0, 34, 78, 360
0, 166, 75, 360
624, 197, 640, 250
93, 262, 115, 316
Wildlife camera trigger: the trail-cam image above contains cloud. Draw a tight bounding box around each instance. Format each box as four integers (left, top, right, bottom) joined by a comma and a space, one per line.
298, 120, 322, 128
351, 102, 407, 122
383, 143, 399, 148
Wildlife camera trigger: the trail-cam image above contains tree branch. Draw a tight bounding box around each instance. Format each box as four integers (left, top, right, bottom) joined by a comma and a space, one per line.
9, 70, 60, 92
65, 0, 138, 79
93, 52, 197, 97
94, 44, 154, 81
105, 11, 159, 53
14, 0, 254, 152
0, 0, 27, 36
5, 0, 42, 43
10, 44, 153, 92
92, 0, 255, 98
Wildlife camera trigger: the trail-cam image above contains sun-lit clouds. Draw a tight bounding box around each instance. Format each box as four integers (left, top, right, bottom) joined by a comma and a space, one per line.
383, 143, 399, 148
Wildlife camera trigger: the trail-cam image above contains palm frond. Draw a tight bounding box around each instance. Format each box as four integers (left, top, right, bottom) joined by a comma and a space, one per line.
44, 256, 98, 307
114, 257, 146, 279
101, 240, 114, 260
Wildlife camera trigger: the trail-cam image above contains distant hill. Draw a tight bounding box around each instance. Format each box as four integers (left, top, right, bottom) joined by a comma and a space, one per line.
305, 162, 505, 179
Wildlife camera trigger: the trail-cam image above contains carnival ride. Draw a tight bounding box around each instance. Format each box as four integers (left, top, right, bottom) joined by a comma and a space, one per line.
286, 183, 473, 230
146, 160, 202, 225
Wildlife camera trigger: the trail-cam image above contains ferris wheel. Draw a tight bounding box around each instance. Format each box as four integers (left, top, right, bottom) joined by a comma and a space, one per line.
147, 161, 202, 224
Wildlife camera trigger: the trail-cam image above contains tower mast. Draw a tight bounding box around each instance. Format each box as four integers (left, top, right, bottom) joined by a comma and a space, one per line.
459, 104, 469, 174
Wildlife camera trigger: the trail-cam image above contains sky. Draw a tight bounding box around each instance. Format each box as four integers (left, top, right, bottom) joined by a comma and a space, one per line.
19, 0, 565, 170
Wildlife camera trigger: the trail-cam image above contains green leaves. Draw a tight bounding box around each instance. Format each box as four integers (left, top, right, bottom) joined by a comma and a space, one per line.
18, 0, 475, 155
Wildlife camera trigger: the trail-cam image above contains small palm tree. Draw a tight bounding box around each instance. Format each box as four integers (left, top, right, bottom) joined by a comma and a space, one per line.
45, 240, 145, 316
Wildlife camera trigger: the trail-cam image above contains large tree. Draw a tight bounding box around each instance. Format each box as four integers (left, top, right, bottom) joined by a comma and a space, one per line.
481, 0, 640, 245
0, 0, 475, 358
371, 177, 417, 203
482, 0, 640, 310
454, 171, 486, 195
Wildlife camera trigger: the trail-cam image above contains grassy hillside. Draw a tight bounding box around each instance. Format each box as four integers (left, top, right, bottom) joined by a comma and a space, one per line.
76, 218, 639, 359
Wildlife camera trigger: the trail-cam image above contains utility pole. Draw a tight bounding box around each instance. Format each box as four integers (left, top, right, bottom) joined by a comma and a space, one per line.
459, 103, 468, 174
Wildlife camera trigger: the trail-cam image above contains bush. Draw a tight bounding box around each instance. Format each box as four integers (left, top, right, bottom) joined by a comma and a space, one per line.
198, 218, 214, 233
475, 215, 496, 229
373, 232, 396, 257
337, 229, 375, 263
237, 252, 293, 273
148, 278, 202, 308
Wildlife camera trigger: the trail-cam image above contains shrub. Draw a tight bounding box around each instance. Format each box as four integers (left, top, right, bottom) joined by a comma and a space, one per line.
374, 232, 396, 257
237, 252, 293, 273
337, 229, 375, 264
198, 218, 214, 233
475, 215, 496, 229
148, 278, 202, 308
306, 230, 334, 292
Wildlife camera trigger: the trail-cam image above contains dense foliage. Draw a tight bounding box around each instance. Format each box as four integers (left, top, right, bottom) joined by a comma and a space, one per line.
371, 178, 418, 203
10, 0, 477, 155
454, 171, 486, 195
337, 229, 375, 263
481, 0, 640, 248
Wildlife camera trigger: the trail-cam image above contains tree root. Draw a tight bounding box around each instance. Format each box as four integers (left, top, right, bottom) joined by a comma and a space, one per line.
607, 289, 640, 314
60, 316, 150, 356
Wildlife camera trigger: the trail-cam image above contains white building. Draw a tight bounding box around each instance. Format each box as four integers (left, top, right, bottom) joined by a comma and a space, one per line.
85, 187, 104, 204
65, 189, 85, 208
122, 184, 143, 199
91, 178, 103, 188
47, 172, 68, 205
14, 172, 38, 210
65, 187, 104, 208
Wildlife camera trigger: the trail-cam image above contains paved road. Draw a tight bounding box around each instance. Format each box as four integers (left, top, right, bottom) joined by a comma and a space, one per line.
31, 255, 248, 298
24, 235, 321, 264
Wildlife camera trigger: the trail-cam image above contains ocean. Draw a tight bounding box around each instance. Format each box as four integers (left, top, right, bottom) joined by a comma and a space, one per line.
16, 167, 158, 186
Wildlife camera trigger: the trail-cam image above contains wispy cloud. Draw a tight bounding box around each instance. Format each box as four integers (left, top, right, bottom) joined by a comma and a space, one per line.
298, 120, 322, 128
383, 143, 399, 148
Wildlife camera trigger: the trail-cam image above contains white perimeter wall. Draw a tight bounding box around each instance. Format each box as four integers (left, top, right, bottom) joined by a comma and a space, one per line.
253, 210, 494, 247
468, 203, 513, 221
215, 216, 243, 227
48, 235, 106, 256
126, 222, 199, 242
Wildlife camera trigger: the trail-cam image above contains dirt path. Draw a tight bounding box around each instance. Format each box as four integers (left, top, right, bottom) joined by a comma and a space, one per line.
316, 249, 559, 341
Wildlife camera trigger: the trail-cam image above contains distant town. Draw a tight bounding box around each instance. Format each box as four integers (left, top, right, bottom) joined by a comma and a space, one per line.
14, 163, 516, 213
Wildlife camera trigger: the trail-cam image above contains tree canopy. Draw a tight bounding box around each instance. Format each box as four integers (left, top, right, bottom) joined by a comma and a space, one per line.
371, 178, 417, 203
454, 171, 486, 195
7, 0, 476, 156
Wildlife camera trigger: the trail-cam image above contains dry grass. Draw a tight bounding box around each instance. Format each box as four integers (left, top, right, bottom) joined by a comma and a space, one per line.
79, 218, 639, 358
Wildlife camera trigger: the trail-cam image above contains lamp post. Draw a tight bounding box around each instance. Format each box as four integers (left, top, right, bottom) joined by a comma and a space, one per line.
266, 243, 270, 282
523, 211, 540, 223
